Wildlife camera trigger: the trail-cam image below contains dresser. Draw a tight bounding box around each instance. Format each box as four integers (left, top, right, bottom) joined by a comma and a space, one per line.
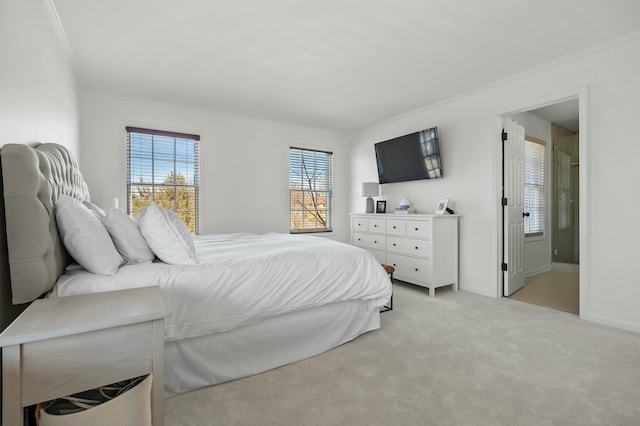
351, 213, 459, 297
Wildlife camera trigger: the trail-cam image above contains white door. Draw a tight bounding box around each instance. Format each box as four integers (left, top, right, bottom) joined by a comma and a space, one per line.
502, 117, 525, 296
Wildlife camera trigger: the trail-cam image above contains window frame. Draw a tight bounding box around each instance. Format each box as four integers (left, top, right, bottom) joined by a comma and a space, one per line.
289, 146, 333, 234
524, 136, 546, 238
126, 126, 200, 234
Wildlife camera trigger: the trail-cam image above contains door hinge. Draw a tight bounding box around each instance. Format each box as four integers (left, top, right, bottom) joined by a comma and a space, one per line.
501, 263, 508, 271
502, 130, 508, 141
502, 197, 508, 206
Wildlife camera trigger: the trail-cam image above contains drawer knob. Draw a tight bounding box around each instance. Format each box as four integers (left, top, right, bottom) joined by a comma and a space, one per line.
374, 240, 378, 244
415, 246, 419, 250
393, 243, 396, 246
415, 268, 419, 272
393, 226, 397, 229
393, 263, 397, 267
357, 238, 361, 241
374, 224, 377, 227
415, 227, 419, 231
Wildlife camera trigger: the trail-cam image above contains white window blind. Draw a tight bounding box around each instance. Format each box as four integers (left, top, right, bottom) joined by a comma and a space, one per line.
524, 137, 545, 236
126, 126, 200, 234
289, 147, 333, 233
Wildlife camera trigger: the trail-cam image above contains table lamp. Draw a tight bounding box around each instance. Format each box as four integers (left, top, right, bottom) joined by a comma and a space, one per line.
361, 182, 379, 213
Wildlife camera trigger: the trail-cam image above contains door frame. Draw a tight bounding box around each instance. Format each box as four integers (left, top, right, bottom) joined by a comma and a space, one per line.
496, 86, 589, 319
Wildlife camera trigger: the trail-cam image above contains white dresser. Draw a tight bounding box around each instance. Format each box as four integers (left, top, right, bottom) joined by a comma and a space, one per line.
351, 213, 459, 297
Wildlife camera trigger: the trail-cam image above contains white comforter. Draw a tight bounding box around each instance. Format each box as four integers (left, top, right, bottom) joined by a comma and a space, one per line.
50, 233, 392, 342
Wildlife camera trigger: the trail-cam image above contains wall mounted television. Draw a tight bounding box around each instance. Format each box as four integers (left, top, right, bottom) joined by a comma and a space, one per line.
374, 127, 442, 184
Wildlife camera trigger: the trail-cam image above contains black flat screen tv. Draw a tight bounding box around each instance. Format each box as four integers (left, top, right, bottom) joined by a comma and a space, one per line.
374, 127, 442, 184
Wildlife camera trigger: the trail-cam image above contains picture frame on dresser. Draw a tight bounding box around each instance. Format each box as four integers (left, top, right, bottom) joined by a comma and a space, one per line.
376, 200, 387, 213
435, 198, 449, 215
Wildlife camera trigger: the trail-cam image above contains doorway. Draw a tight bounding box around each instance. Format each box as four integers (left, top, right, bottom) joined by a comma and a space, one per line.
502, 97, 581, 314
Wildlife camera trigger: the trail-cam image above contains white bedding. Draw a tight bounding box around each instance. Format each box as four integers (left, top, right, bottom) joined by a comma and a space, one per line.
49, 233, 392, 342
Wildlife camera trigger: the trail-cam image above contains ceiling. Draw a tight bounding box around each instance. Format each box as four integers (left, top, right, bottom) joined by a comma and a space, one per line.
528, 99, 580, 133
50, 0, 640, 132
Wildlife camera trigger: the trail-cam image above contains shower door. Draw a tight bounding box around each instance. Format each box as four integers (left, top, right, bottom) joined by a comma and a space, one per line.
553, 134, 579, 264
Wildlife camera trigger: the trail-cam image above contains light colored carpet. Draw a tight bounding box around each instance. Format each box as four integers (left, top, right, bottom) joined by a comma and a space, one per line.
165, 282, 640, 426
511, 270, 579, 314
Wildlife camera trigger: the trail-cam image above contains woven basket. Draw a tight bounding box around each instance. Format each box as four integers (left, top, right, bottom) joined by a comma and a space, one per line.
38, 374, 152, 426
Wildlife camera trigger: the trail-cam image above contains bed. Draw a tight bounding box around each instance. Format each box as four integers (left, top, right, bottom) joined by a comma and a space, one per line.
0, 142, 392, 396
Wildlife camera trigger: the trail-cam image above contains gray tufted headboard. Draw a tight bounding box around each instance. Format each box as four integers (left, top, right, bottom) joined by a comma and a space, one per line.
1, 143, 90, 306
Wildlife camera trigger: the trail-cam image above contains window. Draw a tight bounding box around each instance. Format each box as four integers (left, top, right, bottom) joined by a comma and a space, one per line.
126, 126, 200, 234
524, 136, 545, 236
289, 147, 333, 233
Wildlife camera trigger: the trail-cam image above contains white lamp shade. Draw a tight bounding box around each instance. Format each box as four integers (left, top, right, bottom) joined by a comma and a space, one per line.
360, 182, 379, 197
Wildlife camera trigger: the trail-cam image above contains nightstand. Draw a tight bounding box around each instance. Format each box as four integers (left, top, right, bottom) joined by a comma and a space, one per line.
0, 286, 169, 426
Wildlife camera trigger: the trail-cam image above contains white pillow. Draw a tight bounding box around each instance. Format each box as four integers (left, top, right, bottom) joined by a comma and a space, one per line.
55, 194, 124, 275
83, 201, 107, 219
101, 208, 155, 264
138, 203, 198, 265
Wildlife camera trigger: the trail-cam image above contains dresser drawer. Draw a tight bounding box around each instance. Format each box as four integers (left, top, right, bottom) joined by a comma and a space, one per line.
353, 232, 386, 251
386, 236, 431, 258
353, 217, 368, 232
387, 254, 432, 283
366, 249, 386, 265
368, 218, 386, 233
386, 219, 406, 235
406, 220, 432, 238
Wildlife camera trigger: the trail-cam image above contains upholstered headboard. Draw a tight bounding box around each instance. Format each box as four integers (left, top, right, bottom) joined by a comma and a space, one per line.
1, 143, 90, 305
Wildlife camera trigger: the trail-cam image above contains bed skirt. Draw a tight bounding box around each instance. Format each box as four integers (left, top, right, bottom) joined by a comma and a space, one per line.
164, 299, 380, 396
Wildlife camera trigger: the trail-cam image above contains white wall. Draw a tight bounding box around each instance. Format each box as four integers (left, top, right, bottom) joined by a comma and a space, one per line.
350, 35, 640, 333
0, 1, 79, 407
510, 112, 553, 276
0, 0, 79, 153
79, 92, 351, 241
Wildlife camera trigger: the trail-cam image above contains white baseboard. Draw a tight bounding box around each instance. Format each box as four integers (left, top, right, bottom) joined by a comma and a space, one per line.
582, 312, 640, 335
525, 265, 552, 277
552, 262, 580, 272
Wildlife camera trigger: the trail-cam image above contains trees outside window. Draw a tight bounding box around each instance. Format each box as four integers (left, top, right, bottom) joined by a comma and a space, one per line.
289, 147, 333, 233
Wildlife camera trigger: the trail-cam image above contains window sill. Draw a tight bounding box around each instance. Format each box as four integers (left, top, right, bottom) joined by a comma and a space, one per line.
290, 230, 333, 235
525, 233, 545, 243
